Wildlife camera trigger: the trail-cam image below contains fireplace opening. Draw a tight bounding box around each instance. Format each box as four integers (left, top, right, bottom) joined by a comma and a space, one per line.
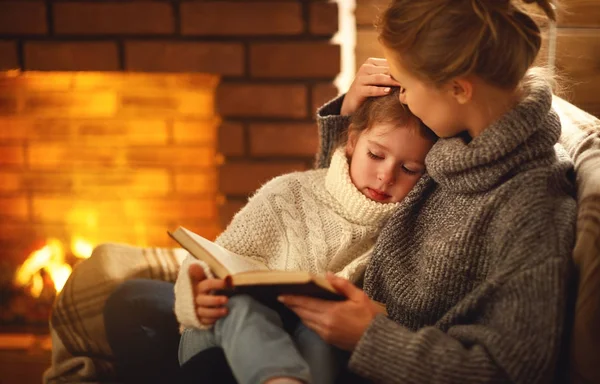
0, 70, 222, 330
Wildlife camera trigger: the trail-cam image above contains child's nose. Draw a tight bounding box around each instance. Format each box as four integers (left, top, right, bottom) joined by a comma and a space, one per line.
378, 170, 396, 186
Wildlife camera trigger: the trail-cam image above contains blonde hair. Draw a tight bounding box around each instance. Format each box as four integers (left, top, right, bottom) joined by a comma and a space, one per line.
338, 88, 437, 148
377, 0, 556, 90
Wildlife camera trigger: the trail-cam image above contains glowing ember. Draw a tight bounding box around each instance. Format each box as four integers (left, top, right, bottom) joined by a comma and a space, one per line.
13, 237, 94, 297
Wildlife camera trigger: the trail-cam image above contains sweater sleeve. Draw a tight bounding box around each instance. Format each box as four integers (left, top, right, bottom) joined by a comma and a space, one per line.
173, 254, 214, 329
349, 198, 576, 383
315, 94, 351, 169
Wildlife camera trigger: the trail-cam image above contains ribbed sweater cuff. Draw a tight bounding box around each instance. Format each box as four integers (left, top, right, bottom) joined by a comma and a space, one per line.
349, 314, 413, 380
174, 256, 215, 331
315, 94, 351, 169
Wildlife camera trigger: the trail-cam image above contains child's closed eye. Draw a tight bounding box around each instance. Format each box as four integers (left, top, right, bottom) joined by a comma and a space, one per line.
401, 166, 422, 175
367, 151, 383, 160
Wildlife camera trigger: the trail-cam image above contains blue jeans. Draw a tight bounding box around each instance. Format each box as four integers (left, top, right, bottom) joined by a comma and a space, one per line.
179, 295, 345, 384
104, 279, 182, 383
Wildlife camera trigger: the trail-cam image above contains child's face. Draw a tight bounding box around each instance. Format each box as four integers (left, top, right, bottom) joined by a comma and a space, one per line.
383, 46, 463, 138
346, 122, 433, 203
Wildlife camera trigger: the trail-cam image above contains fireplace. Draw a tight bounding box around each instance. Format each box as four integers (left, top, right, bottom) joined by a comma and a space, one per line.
0, 70, 223, 328
0, 1, 341, 380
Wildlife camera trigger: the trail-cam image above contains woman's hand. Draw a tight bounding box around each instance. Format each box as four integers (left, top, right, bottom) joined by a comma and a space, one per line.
188, 263, 229, 326
279, 273, 387, 351
340, 57, 401, 116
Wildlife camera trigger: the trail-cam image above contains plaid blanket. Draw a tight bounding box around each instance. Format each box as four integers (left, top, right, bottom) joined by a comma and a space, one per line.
43, 243, 187, 383
44, 97, 600, 384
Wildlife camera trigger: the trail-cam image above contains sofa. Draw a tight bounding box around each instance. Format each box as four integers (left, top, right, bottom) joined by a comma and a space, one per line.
43, 96, 600, 384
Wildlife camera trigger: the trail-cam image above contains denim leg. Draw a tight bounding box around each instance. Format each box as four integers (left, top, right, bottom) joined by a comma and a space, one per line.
293, 322, 347, 384
178, 327, 219, 365
104, 279, 181, 383
214, 294, 312, 384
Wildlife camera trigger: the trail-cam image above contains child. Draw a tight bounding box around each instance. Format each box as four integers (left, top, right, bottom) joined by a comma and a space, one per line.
173, 89, 436, 384
278, 1, 578, 383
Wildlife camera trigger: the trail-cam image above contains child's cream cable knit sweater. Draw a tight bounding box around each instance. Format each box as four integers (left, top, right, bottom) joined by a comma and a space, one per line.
174, 148, 401, 329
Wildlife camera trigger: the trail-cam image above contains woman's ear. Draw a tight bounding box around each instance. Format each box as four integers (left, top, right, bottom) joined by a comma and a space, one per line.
346, 129, 358, 157
449, 77, 473, 105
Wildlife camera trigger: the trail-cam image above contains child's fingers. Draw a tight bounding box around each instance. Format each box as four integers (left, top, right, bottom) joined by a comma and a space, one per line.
197, 278, 227, 294
188, 263, 206, 281
195, 293, 228, 307
197, 307, 228, 323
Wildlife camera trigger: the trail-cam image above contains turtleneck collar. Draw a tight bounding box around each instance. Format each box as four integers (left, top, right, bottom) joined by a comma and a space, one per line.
325, 148, 401, 226
425, 73, 561, 193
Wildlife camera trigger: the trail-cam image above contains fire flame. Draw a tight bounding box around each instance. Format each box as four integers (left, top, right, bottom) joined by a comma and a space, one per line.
13, 237, 94, 297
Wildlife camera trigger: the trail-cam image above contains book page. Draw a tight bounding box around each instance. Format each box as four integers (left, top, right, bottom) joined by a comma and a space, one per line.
184, 229, 269, 274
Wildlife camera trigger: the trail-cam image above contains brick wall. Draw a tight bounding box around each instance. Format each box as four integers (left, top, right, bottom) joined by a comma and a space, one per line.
354, 0, 600, 117
0, 1, 341, 267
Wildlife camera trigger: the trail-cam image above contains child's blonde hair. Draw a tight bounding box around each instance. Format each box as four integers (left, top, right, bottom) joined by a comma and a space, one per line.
340, 88, 437, 149
377, 0, 556, 90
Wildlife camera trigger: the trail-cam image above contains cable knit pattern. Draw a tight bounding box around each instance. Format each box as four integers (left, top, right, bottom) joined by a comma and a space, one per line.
174, 148, 400, 330
316, 73, 577, 384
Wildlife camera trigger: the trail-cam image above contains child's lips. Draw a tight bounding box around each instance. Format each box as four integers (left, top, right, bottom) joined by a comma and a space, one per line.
365, 188, 391, 202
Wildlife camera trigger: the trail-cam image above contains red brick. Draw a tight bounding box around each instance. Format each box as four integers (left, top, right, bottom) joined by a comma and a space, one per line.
125, 41, 244, 75
54, 2, 174, 35
0, 197, 28, 220
172, 119, 219, 144
218, 122, 245, 156
0, 41, 18, 70
217, 83, 307, 118
32, 197, 217, 223
220, 161, 307, 195
0, 172, 20, 192
181, 2, 302, 36
22, 91, 117, 117
24, 42, 119, 71
311, 83, 339, 115
250, 43, 340, 78
0, 145, 24, 166
19, 169, 171, 196
249, 123, 318, 156
127, 146, 217, 168
219, 199, 246, 228
0, 95, 18, 114
309, 2, 339, 35
0, 2, 47, 35
174, 171, 217, 194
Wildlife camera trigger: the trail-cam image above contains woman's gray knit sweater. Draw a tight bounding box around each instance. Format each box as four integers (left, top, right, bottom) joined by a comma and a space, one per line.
316, 78, 577, 384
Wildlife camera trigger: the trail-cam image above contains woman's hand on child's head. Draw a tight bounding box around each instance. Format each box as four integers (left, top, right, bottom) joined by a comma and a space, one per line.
341, 58, 401, 116
278, 272, 386, 351
188, 264, 229, 326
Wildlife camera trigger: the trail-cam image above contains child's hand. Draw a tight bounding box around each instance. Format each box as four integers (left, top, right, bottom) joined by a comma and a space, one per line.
341, 58, 401, 116
188, 264, 229, 326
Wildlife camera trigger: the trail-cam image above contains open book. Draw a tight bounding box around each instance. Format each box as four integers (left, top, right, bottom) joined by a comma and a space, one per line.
168, 226, 344, 301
